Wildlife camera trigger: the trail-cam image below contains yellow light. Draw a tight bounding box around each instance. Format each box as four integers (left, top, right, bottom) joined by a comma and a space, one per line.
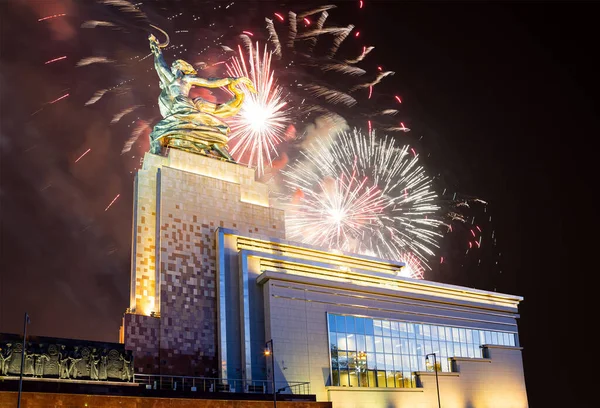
264, 349, 271, 356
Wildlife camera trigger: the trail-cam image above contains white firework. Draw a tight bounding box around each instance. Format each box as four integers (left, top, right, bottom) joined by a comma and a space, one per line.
281, 128, 444, 278
225, 43, 290, 176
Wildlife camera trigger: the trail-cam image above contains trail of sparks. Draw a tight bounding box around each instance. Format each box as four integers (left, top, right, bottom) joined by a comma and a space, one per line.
104, 194, 121, 211
225, 42, 290, 176
38, 14, 66, 22
75, 148, 91, 163
44, 56, 67, 64
49, 93, 69, 104
281, 128, 444, 278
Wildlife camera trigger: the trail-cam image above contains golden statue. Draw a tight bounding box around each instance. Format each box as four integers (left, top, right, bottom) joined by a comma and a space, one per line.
148, 26, 256, 160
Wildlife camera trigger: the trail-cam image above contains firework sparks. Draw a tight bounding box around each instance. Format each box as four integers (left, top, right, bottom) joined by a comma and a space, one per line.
81, 20, 116, 28
74, 148, 91, 163
44, 56, 67, 65
111, 105, 142, 124
76, 57, 115, 67
225, 43, 290, 176
49, 93, 69, 104
104, 194, 121, 211
38, 14, 66, 22
281, 128, 444, 278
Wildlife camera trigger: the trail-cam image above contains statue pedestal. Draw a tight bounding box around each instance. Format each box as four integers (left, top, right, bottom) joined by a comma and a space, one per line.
122, 149, 285, 375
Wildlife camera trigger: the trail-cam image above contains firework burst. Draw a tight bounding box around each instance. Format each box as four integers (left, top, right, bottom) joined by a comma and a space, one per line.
225, 43, 290, 176
280, 128, 444, 278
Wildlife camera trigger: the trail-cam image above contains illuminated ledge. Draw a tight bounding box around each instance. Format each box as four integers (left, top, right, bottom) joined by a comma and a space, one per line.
415, 371, 461, 377
450, 357, 492, 363
256, 271, 521, 314
482, 344, 524, 351
221, 228, 523, 310
326, 386, 423, 393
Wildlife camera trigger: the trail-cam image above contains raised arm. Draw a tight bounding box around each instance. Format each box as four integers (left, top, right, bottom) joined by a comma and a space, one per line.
149, 35, 174, 86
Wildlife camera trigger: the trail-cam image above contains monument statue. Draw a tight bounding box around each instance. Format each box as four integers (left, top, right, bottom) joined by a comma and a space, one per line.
147, 26, 256, 160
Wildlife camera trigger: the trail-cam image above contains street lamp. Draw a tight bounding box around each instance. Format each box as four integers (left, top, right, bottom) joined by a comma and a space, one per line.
425, 352, 441, 408
17, 312, 31, 408
264, 339, 276, 408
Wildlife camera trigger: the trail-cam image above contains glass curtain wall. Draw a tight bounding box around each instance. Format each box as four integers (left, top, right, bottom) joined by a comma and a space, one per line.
328, 313, 516, 388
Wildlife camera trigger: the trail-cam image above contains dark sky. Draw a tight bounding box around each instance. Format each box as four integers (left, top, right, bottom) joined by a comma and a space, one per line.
0, 1, 594, 406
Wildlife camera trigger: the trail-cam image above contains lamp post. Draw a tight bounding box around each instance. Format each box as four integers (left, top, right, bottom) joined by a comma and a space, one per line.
425, 352, 441, 408
17, 312, 31, 408
264, 339, 276, 408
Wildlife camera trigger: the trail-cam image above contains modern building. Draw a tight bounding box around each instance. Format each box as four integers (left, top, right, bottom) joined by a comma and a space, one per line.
122, 149, 528, 407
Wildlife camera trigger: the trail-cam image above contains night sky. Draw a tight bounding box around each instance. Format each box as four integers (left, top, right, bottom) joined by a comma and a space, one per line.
0, 1, 594, 405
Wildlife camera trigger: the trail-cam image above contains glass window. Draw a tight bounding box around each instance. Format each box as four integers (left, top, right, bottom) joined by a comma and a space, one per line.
374, 320, 383, 336
376, 370, 386, 387
424, 340, 433, 355
376, 354, 386, 372
386, 370, 395, 388
409, 339, 417, 355
367, 353, 376, 370
364, 319, 374, 335
328, 314, 336, 332
391, 321, 399, 337
431, 326, 439, 340
415, 324, 423, 339
327, 314, 523, 387
375, 337, 384, 353
332, 368, 340, 386
399, 322, 408, 337
392, 337, 402, 353
393, 354, 403, 372
459, 328, 466, 343
366, 335, 375, 353
402, 355, 410, 371
423, 325, 431, 339
452, 327, 460, 342
336, 315, 346, 333
403, 371, 412, 388
383, 337, 392, 353
355, 317, 365, 334
382, 320, 391, 337
346, 333, 356, 351
395, 371, 404, 388
441, 358, 449, 372
346, 316, 355, 333
466, 329, 473, 343
416, 341, 424, 356
337, 334, 347, 351
356, 334, 366, 352
385, 353, 395, 371
339, 368, 349, 387
367, 370, 376, 387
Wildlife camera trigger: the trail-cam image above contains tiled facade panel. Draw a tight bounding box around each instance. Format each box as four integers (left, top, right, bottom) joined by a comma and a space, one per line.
125, 150, 284, 376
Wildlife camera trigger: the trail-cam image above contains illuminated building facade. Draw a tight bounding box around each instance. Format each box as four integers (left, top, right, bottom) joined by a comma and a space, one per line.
122, 150, 528, 407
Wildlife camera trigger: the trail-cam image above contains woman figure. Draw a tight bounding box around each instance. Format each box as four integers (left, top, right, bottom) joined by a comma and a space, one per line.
147, 29, 255, 159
